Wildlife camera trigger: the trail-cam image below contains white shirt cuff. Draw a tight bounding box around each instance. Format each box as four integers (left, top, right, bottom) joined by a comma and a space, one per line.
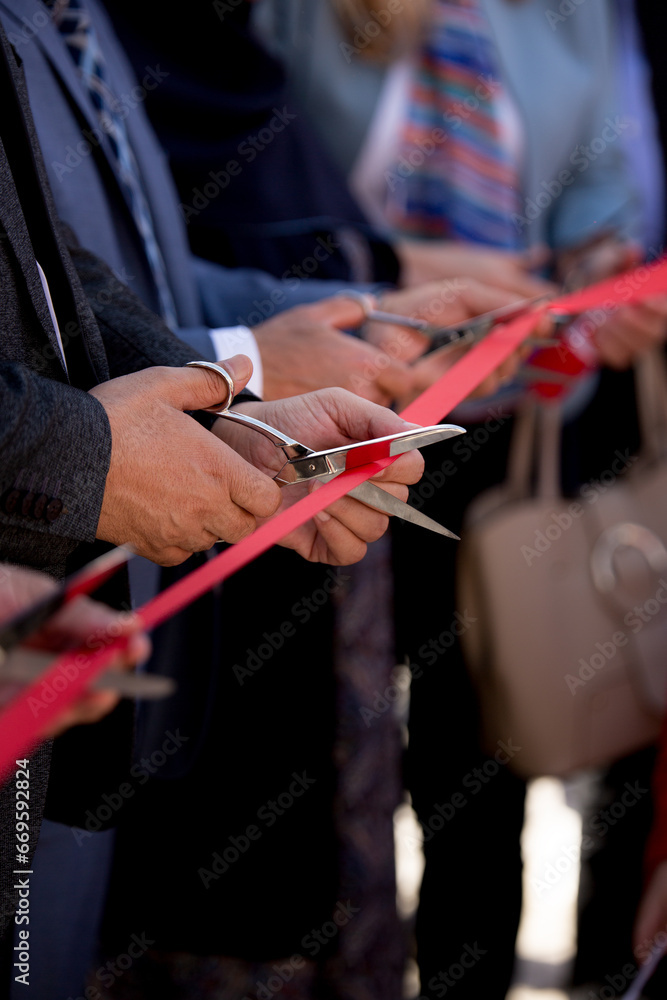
208, 326, 264, 398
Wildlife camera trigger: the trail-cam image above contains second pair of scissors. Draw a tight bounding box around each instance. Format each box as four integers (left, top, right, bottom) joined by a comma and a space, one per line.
342, 290, 563, 355
187, 361, 464, 539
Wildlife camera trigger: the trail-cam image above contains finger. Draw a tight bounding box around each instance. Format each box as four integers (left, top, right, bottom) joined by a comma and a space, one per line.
459, 280, 535, 319
371, 449, 424, 487
521, 243, 553, 272
317, 387, 424, 445
204, 451, 281, 544
161, 355, 255, 412
313, 490, 391, 545
30, 597, 133, 652
643, 294, 667, 316
373, 354, 419, 401
495, 271, 557, 299
293, 295, 372, 331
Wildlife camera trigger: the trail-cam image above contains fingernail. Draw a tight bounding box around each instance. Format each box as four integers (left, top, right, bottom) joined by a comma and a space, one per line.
226, 354, 253, 383
310, 481, 332, 521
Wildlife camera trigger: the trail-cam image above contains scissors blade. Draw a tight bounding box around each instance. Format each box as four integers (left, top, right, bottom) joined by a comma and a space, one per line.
0, 648, 175, 699
285, 425, 465, 481
0, 545, 135, 658
340, 424, 466, 472
349, 481, 460, 540
422, 295, 550, 356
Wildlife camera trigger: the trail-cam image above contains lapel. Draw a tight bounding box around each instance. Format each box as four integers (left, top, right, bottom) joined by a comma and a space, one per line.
0, 36, 68, 373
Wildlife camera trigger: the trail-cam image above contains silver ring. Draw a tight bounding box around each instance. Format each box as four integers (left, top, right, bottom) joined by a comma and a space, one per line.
186, 360, 235, 414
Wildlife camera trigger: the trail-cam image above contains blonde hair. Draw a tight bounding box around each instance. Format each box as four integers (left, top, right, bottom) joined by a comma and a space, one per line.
332, 0, 433, 61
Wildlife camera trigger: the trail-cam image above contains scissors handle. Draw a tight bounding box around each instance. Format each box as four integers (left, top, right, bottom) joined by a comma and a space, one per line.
186, 361, 311, 459
215, 408, 311, 459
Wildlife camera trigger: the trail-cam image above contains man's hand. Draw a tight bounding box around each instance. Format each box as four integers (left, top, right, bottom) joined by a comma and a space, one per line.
213, 389, 425, 565
396, 239, 556, 297
0, 565, 150, 736
362, 279, 554, 405
90, 356, 282, 565
252, 297, 417, 404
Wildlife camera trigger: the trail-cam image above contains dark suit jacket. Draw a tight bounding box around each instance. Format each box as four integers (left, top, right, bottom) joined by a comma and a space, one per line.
0, 19, 229, 933
106, 0, 400, 285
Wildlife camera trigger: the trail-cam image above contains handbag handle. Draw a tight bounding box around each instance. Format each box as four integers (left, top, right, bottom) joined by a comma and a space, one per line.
506, 399, 562, 502
506, 348, 667, 503
635, 350, 667, 464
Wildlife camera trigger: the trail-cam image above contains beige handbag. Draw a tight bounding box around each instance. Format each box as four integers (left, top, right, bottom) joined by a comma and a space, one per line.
457, 352, 667, 778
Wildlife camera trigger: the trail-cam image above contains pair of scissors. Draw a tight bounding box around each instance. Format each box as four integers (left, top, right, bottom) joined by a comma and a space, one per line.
187, 361, 465, 539
342, 290, 561, 357
0, 547, 174, 699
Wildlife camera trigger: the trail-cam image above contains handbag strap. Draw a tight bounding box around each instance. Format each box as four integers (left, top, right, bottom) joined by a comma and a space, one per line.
506, 399, 562, 501
635, 349, 667, 463
504, 348, 667, 502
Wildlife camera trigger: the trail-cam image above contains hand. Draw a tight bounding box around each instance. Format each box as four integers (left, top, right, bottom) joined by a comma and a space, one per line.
213, 389, 425, 565
557, 236, 643, 290
253, 297, 417, 404
556, 239, 667, 369
0, 565, 150, 736
396, 239, 556, 297
362, 279, 554, 406
634, 861, 667, 962
89, 356, 282, 565
594, 296, 667, 369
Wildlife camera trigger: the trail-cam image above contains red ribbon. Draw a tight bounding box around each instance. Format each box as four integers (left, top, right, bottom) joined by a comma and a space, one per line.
2, 258, 667, 779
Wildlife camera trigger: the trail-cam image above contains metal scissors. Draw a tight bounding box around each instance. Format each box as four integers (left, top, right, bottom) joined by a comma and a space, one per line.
341, 289, 561, 356
187, 361, 465, 539
0, 547, 174, 699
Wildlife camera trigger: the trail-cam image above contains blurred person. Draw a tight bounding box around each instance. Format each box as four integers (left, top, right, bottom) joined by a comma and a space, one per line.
255, 1, 667, 997
0, 2, 544, 997
633, 714, 667, 998
0, 563, 150, 982
0, 13, 441, 997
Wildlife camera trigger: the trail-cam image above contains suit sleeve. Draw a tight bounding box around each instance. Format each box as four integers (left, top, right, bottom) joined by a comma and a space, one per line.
0, 364, 111, 561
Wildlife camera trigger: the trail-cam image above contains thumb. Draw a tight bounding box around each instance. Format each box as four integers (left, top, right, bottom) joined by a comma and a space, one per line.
164, 355, 254, 412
